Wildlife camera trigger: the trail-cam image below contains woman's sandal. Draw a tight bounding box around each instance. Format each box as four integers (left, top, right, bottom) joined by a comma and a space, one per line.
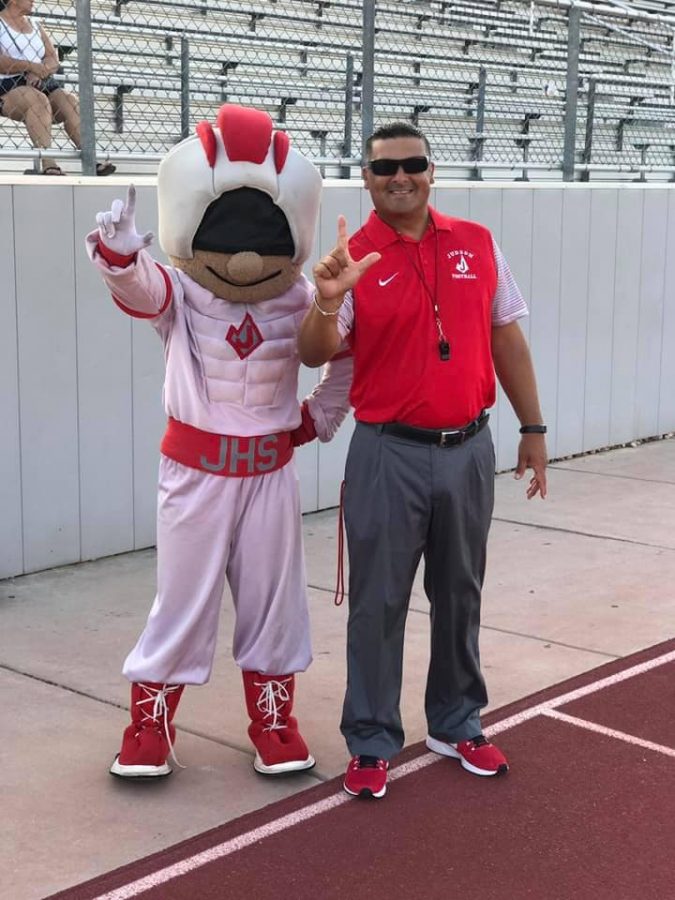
23, 166, 65, 175
24, 162, 116, 176
96, 161, 116, 176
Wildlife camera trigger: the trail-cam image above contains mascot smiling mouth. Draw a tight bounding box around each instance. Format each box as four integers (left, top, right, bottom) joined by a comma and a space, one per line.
206, 266, 283, 286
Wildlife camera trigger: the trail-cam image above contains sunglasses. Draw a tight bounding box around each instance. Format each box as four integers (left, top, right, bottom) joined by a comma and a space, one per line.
368, 156, 430, 176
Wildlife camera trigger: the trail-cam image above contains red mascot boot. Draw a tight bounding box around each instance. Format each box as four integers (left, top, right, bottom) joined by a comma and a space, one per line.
110, 682, 185, 778
243, 671, 315, 775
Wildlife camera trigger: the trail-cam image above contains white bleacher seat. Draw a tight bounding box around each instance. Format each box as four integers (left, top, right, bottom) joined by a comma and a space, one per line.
0, 0, 672, 179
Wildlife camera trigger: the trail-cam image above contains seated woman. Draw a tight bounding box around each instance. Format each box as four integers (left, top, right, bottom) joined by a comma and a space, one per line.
0, 0, 115, 175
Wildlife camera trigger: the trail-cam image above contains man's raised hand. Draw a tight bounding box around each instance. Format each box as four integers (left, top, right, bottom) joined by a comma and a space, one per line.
95, 185, 154, 257
313, 215, 380, 304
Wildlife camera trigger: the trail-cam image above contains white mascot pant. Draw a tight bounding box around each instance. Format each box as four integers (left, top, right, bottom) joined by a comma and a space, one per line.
123, 455, 311, 685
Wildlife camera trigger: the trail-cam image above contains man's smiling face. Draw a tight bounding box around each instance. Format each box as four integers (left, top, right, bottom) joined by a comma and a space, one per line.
363, 136, 435, 227
171, 250, 300, 303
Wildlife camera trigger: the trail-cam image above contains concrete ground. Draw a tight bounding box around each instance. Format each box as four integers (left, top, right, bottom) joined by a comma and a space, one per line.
2, 437, 674, 900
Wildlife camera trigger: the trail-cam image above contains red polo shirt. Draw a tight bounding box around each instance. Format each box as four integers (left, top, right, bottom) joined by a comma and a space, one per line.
345, 207, 498, 428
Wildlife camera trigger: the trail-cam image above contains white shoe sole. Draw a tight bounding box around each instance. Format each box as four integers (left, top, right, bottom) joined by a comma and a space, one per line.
343, 781, 387, 799
425, 735, 508, 777
110, 754, 172, 778
253, 753, 316, 775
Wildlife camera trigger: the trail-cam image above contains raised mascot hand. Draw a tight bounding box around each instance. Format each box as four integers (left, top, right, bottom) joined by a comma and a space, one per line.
95, 185, 154, 257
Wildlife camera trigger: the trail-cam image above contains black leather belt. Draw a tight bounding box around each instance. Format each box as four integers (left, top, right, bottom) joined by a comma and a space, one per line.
375, 411, 489, 448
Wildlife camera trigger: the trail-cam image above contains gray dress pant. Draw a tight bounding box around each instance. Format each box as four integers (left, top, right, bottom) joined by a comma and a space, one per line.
340, 421, 495, 760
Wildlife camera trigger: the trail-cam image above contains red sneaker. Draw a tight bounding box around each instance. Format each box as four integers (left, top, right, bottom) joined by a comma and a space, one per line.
426, 734, 508, 776
343, 755, 389, 798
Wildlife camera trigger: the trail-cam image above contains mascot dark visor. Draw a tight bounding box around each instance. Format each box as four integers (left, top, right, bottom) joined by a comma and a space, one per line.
192, 187, 295, 256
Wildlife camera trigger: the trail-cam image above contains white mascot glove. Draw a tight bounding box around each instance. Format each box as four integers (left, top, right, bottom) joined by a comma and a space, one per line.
95, 185, 154, 257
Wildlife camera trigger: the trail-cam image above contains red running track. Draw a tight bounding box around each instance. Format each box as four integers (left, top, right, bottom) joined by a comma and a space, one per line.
48, 638, 675, 900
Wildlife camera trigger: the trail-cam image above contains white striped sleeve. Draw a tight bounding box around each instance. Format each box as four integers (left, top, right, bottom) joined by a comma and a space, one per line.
336, 289, 355, 339
491, 237, 529, 325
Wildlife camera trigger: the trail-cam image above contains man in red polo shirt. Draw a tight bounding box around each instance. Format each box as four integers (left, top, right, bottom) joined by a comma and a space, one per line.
298, 122, 548, 800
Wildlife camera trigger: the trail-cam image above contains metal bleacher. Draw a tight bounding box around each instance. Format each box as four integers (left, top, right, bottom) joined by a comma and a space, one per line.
2, 0, 675, 179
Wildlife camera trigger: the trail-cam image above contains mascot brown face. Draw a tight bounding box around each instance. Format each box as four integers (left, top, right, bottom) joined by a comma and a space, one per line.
158, 105, 320, 304
173, 188, 301, 304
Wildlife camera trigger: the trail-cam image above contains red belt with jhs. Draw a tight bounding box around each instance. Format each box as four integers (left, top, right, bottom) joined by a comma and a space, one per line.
161, 417, 293, 477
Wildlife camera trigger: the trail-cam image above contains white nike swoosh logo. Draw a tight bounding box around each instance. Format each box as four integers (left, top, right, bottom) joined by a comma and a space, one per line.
378, 273, 399, 287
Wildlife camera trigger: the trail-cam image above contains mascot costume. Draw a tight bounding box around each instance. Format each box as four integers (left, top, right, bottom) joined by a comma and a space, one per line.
86, 103, 351, 779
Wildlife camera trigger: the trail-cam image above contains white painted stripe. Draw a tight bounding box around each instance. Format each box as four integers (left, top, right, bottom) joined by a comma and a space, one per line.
540, 709, 675, 758
93, 647, 675, 900
389, 751, 439, 781
93, 793, 349, 900
93, 753, 443, 900
484, 648, 675, 738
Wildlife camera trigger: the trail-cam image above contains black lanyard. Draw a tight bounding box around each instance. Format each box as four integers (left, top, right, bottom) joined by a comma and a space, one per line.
396, 220, 450, 361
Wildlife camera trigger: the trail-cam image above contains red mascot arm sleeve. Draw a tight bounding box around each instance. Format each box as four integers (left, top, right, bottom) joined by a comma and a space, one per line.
97, 241, 137, 268
290, 401, 318, 447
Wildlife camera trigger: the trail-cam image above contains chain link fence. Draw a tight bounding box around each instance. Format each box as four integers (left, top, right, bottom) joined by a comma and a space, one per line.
1, 0, 675, 179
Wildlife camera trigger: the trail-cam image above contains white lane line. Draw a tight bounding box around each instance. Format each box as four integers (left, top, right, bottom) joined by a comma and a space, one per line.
541, 709, 675, 758
93, 793, 350, 900
484, 648, 675, 738
93, 753, 445, 900
93, 648, 675, 900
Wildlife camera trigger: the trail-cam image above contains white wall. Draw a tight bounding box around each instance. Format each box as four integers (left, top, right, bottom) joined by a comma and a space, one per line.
1, 179, 674, 578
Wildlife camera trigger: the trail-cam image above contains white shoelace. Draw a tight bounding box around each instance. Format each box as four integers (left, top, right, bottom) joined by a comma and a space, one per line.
254, 678, 291, 732
135, 683, 185, 768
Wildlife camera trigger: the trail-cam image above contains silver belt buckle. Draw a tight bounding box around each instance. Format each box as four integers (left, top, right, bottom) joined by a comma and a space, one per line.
439, 429, 460, 447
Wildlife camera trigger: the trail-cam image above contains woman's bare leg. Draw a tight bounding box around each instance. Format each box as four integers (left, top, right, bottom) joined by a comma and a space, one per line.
2, 85, 53, 145
49, 88, 81, 147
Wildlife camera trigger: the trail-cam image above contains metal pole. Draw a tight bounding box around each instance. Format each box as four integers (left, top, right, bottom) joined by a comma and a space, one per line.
361, 0, 376, 163
311, 130, 328, 177
580, 76, 596, 182
180, 35, 190, 139
476, 67, 486, 137
562, 3, 581, 181
76, 0, 97, 175
473, 67, 487, 180
341, 53, 354, 178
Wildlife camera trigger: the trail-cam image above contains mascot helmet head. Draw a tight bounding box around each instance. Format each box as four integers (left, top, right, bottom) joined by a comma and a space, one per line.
157, 105, 322, 303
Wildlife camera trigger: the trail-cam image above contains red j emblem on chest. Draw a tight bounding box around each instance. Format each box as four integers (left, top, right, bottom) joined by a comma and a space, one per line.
227, 313, 263, 359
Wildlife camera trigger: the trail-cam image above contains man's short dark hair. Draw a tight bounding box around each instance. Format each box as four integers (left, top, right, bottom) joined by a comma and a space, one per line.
365, 122, 432, 159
